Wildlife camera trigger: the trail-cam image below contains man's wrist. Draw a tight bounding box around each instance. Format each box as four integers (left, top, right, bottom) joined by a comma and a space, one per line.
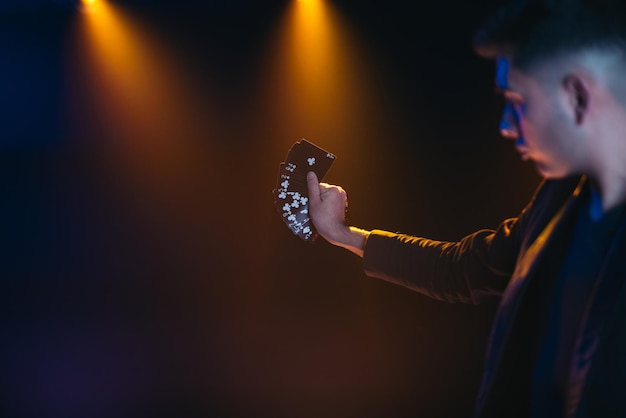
330, 226, 370, 257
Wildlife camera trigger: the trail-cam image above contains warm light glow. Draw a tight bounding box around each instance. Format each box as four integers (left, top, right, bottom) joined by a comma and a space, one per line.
74, 0, 213, 148
69, 0, 218, 218
288, 0, 337, 110
259, 0, 382, 158
80, 0, 97, 8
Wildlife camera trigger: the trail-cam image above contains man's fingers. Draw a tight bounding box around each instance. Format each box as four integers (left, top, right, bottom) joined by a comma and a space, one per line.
307, 171, 320, 203
304, 173, 350, 244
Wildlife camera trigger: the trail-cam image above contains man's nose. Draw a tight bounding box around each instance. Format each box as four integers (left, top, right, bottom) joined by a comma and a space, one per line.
499, 102, 519, 139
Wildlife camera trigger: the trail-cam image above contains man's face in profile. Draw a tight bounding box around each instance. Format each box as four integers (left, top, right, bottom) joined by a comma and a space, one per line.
495, 57, 581, 179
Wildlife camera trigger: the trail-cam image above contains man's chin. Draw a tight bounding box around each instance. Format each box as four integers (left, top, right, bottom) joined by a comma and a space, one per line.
534, 161, 570, 179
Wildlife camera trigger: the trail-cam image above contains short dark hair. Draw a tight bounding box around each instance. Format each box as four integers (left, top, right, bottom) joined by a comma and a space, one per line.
473, 0, 626, 69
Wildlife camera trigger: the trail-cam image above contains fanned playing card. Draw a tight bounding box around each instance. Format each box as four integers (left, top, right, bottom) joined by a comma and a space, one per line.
273, 139, 336, 242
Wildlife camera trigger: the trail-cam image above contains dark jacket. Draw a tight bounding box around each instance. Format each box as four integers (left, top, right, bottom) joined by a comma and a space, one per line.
362, 176, 626, 417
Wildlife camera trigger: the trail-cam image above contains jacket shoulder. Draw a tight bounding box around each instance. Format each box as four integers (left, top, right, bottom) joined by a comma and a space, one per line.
520, 175, 586, 243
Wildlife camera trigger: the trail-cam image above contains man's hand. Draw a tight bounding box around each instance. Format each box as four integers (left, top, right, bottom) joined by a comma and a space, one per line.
306, 171, 349, 244
306, 171, 370, 256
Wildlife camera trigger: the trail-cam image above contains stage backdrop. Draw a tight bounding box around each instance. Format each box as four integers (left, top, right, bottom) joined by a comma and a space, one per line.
0, 1, 539, 417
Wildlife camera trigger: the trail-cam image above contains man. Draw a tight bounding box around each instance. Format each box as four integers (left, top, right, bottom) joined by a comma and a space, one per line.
305, 0, 626, 416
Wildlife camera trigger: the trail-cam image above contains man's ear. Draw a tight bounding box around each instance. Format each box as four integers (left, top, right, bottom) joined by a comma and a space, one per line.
563, 74, 589, 125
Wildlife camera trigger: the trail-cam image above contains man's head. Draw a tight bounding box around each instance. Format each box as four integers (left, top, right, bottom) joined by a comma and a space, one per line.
474, 0, 626, 179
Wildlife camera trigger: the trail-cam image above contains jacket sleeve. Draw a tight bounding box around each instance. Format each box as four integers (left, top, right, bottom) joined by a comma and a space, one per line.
361, 177, 582, 304
362, 222, 520, 304
362, 188, 544, 305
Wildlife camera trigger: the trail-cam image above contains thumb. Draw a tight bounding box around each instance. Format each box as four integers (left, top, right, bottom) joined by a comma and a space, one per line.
306, 171, 320, 203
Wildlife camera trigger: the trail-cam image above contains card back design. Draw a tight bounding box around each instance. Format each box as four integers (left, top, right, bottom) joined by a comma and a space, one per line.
272, 139, 336, 242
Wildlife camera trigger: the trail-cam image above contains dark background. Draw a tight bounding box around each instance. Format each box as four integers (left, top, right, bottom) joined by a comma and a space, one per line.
0, 1, 541, 417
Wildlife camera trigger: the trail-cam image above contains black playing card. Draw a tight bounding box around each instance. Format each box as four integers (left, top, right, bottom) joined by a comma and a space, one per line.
276, 162, 306, 194
273, 139, 336, 242
274, 177, 315, 241
286, 139, 336, 183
